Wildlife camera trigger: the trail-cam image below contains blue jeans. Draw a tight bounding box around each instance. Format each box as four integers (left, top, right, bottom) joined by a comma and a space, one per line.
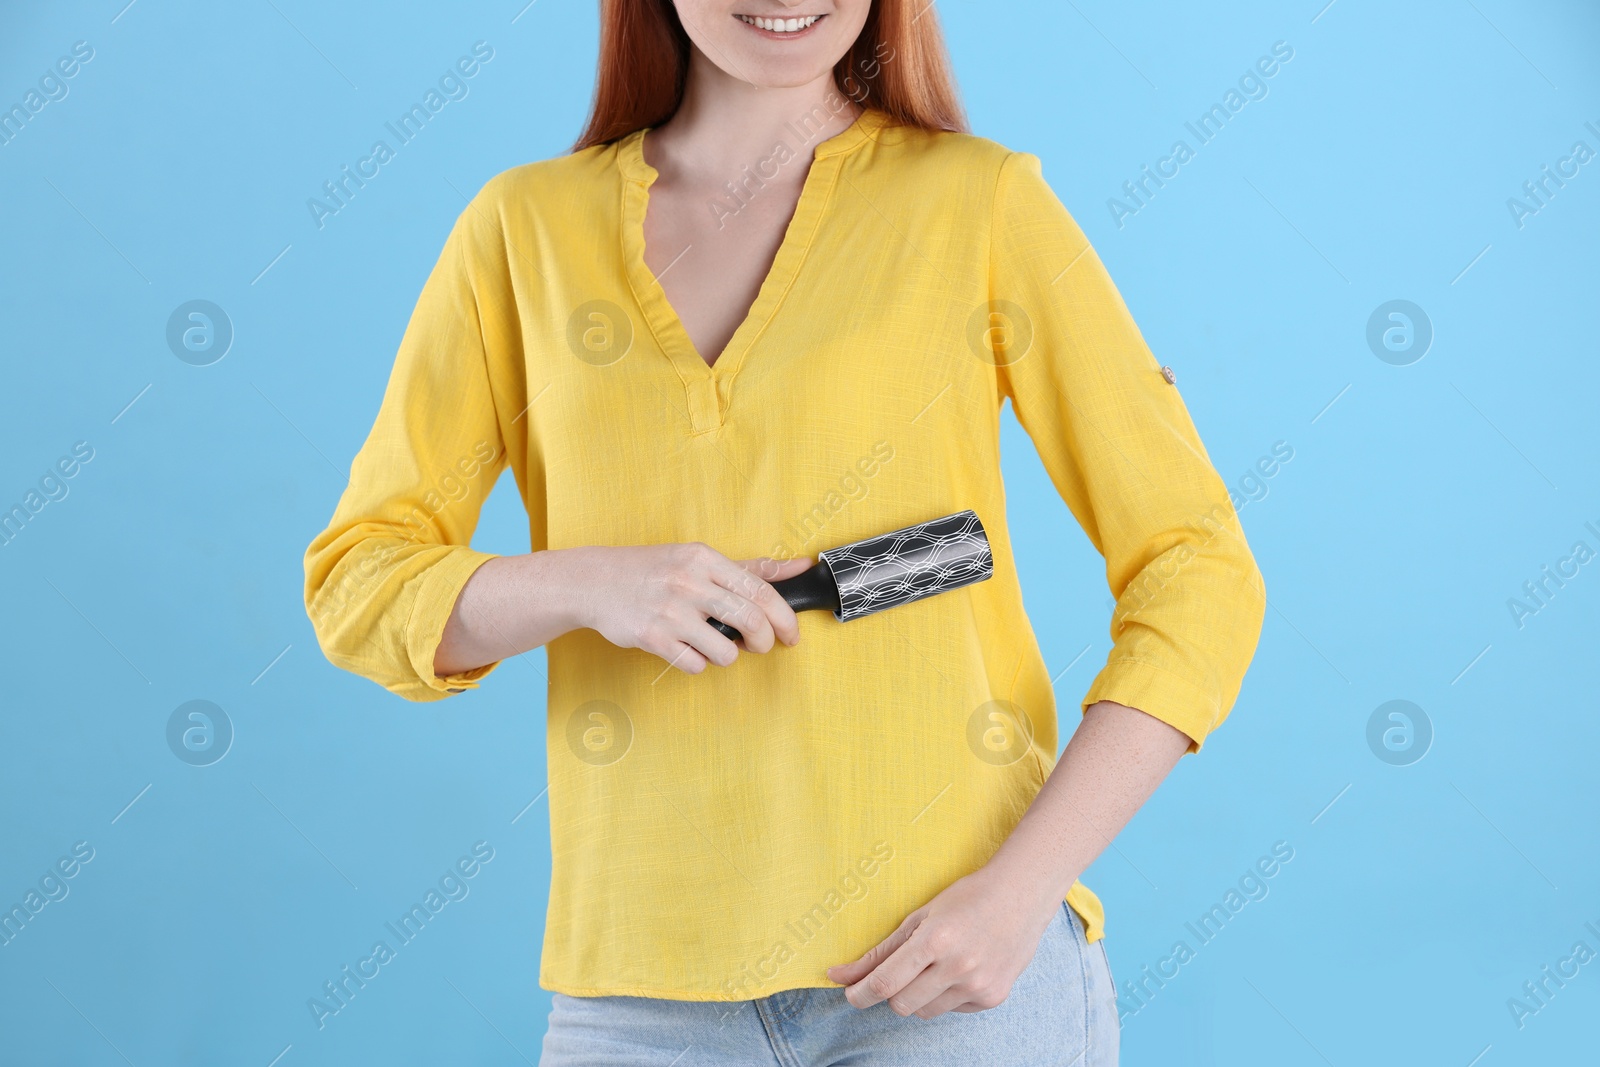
540, 900, 1119, 1065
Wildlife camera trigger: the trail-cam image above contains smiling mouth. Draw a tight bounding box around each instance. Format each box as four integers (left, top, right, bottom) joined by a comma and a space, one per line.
735, 13, 825, 36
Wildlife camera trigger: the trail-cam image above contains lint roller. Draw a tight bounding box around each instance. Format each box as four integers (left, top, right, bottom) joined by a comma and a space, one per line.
708, 509, 994, 643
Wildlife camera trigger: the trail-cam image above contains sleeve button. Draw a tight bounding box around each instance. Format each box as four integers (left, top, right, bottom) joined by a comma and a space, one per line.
1160, 366, 1176, 384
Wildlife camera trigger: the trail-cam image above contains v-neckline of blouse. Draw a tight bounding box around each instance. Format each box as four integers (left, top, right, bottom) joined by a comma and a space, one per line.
615, 107, 888, 424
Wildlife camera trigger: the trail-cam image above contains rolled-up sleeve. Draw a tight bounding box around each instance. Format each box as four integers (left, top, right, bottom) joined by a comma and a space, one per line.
302, 193, 515, 702
989, 150, 1266, 752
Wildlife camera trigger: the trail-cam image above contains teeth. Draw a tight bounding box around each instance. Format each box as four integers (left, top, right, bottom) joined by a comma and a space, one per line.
737, 14, 821, 33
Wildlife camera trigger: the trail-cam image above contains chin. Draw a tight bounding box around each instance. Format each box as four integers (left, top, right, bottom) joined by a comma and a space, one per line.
719, 32, 847, 87
738, 62, 837, 90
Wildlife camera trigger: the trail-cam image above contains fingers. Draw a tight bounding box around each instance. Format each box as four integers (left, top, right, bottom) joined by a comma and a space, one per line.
707, 555, 810, 653
826, 907, 920, 987
910, 986, 977, 1019
831, 913, 1011, 1019
701, 579, 773, 653
657, 640, 710, 675
825, 949, 882, 988
666, 599, 755, 673
836, 916, 934, 1010
641, 545, 811, 672
733, 555, 811, 650
884, 963, 955, 1018
739, 555, 814, 584
869, 922, 1020, 1018
847, 944, 936, 1013
842, 932, 995, 1019
634, 626, 717, 674
676, 613, 742, 669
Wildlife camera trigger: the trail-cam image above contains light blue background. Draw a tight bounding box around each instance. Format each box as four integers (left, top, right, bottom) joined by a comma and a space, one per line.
2, 1, 1597, 1063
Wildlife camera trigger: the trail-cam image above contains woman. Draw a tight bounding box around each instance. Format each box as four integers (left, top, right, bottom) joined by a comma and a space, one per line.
304, 1, 1266, 1062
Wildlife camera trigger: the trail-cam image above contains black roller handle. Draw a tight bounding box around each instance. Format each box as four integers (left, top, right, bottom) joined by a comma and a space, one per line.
708, 560, 841, 643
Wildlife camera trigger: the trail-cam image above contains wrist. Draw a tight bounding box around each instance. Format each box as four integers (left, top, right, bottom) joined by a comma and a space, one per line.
981, 846, 1079, 917
522, 547, 592, 634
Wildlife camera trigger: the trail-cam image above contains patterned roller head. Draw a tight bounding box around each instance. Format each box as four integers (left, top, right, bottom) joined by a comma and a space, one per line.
818, 509, 994, 623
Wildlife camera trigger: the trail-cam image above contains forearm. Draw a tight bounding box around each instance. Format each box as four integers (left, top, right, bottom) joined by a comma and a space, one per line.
433, 549, 589, 677
434, 542, 810, 681
985, 699, 1193, 907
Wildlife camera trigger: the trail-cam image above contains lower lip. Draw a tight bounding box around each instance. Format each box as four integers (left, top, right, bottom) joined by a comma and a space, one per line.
737, 14, 825, 40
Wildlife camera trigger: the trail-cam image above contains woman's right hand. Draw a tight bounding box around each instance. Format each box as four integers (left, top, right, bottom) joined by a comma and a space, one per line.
569, 544, 812, 674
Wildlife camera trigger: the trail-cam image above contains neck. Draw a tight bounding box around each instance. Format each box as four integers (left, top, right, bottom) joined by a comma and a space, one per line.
643, 51, 862, 186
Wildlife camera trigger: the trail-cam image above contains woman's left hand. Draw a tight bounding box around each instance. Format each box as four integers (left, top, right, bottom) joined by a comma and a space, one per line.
825, 865, 1063, 1019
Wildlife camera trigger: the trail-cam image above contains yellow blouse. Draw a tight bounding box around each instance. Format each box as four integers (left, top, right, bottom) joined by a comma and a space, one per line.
303, 106, 1266, 1001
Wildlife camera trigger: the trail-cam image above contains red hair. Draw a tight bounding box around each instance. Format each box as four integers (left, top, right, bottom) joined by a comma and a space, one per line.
571, 0, 967, 151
